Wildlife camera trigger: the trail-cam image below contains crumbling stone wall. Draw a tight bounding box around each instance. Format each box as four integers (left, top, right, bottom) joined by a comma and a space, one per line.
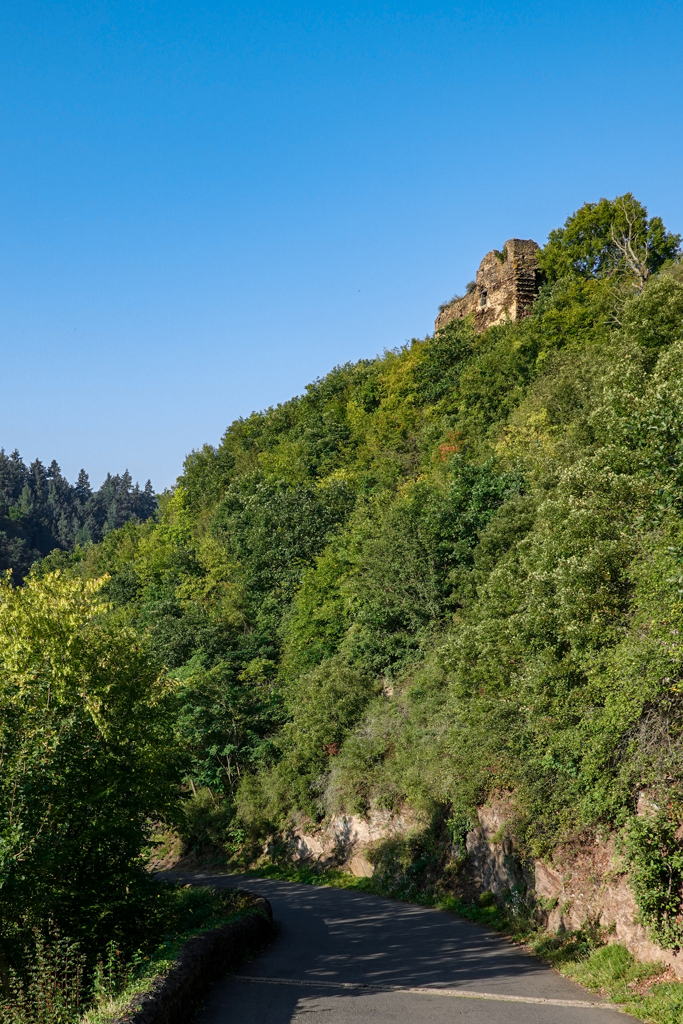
435, 238, 541, 334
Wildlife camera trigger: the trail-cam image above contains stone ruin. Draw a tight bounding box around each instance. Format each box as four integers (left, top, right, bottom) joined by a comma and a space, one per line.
435, 237, 541, 334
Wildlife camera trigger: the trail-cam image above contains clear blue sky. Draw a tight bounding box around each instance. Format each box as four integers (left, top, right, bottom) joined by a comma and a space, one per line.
1, 1, 682, 491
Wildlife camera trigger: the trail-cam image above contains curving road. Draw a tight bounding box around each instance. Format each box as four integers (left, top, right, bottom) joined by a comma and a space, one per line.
173, 873, 641, 1023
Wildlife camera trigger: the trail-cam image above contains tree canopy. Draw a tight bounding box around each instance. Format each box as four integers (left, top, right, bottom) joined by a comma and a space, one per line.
0, 571, 180, 974
0, 451, 156, 580
538, 193, 681, 288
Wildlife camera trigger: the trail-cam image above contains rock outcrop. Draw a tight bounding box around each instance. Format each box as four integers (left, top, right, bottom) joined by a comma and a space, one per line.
435, 238, 541, 334
290, 794, 683, 977
286, 809, 420, 878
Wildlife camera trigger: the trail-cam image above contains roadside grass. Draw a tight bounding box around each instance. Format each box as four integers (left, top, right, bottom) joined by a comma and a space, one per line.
243, 862, 683, 1024
0, 887, 256, 1024
82, 886, 257, 1024
81, 937, 186, 1024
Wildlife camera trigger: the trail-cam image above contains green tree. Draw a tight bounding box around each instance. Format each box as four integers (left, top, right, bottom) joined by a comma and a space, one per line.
539, 193, 680, 289
0, 571, 179, 968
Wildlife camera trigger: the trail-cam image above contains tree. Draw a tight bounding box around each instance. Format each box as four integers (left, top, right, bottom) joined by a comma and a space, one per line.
539, 193, 681, 289
0, 451, 158, 580
0, 571, 179, 962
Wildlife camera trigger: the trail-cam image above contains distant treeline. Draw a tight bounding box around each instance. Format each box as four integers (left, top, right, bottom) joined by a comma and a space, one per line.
0, 449, 156, 579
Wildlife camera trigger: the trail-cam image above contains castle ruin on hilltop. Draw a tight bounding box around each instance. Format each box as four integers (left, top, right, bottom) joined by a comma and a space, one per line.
435, 238, 541, 334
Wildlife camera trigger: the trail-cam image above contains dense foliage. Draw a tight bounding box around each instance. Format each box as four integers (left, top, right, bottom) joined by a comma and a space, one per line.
0, 452, 156, 581
5, 193, 683, 978
0, 571, 181, 985
56, 199, 683, 844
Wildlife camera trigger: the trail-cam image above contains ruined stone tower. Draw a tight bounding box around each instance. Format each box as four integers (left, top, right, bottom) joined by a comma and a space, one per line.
435, 238, 541, 334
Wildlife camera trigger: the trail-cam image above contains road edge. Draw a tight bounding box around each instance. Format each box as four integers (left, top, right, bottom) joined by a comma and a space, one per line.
110, 895, 273, 1024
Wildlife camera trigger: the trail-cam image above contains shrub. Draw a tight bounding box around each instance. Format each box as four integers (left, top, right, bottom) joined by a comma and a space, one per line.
620, 812, 683, 951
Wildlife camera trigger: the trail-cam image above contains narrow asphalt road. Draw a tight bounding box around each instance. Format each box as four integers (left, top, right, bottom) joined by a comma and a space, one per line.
170, 872, 641, 1024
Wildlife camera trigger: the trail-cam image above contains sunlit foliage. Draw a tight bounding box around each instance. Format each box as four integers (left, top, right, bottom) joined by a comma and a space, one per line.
22, 195, 683, 951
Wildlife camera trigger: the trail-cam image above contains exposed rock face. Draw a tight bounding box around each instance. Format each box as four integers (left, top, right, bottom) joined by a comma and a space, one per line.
435, 238, 541, 334
286, 809, 420, 878
290, 794, 683, 976
464, 795, 531, 896
465, 796, 683, 977
532, 843, 683, 974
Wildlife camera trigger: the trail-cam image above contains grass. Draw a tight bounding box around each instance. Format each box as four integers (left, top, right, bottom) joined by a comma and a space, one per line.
240, 861, 683, 1024
0, 886, 258, 1024
81, 937, 186, 1024
81, 886, 258, 1024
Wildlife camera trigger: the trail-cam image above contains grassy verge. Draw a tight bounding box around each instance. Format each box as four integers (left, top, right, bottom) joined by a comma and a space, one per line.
81, 886, 259, 1024
242, 862, 683, 1024
0, 886, 258, 1024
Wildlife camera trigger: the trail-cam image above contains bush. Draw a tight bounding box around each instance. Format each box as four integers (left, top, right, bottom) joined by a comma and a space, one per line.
620, 812, 683, 950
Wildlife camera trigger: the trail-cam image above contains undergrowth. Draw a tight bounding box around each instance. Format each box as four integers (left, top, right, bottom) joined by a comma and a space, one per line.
0, 886, 255, 1024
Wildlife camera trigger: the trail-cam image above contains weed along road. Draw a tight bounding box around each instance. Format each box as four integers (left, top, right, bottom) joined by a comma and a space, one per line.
177, 874, 642, 1024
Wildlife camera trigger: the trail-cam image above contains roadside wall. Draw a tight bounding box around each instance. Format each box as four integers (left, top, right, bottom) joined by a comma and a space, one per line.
111, 898, 273, 1024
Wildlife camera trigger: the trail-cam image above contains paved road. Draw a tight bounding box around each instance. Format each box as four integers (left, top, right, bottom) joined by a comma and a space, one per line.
174, 873, 640, 1023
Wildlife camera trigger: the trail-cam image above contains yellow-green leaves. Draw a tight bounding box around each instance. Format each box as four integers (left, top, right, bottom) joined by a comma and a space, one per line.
0, 571, 170, 739
0, 571, 109, 706
0, 571, 180, 949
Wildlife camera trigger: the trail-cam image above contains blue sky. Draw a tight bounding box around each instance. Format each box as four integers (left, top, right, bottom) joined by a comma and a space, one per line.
1, 0, 682, 490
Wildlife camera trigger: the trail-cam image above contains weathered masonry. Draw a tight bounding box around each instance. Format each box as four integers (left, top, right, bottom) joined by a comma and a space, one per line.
435, 238, 541, 334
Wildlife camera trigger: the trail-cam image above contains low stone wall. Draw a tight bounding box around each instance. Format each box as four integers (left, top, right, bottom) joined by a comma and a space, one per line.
112, 896, 273, 1024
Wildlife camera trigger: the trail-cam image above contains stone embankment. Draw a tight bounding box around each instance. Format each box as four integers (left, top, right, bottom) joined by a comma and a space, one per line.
289, 797, 683, 977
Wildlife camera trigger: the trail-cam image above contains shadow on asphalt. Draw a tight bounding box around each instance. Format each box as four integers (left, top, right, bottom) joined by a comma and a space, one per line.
166, 871, 594, 996
160, 872, 639, 1024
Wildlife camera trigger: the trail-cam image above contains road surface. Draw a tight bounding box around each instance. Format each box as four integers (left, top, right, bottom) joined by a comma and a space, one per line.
173, 872, 640, 1023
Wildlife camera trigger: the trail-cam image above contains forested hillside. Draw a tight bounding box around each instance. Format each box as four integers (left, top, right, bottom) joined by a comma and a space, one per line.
52, 195, 683, 862
0, 452, 156, 579
67, 193, 683, 866
5, 194, 683, 1017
